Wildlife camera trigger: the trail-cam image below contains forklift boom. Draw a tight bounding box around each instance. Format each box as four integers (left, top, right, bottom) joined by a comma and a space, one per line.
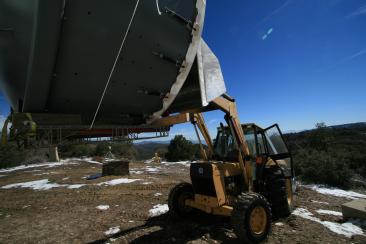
152, 94, 253, 190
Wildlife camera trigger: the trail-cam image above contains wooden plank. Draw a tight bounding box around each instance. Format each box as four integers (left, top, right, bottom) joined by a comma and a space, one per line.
152, 113, 191, 127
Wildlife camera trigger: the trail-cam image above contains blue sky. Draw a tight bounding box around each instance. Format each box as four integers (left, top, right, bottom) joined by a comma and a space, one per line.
1, 0, 366, 140
170, 0, 366, 140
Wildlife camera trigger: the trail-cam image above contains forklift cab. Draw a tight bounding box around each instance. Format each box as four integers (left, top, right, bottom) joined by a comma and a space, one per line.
213, 123, 294, 179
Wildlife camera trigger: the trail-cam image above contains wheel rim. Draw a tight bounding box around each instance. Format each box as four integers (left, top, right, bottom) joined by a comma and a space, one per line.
249, 206, 267, 235
285, 179, 293, 206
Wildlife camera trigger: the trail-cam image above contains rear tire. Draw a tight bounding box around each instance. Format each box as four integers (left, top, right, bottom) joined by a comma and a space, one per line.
168, 182, 194, 217
266, 170, 294, 219
231, 193, 272, 243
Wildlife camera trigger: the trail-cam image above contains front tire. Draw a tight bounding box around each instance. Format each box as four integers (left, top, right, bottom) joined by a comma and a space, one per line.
266, 170, 294, 218
168, 182, 194, 217
231, 193, 272, 243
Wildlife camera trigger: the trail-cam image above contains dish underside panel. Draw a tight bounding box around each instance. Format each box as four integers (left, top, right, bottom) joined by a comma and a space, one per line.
0, 0, 199, 125
0, 1, 227, 128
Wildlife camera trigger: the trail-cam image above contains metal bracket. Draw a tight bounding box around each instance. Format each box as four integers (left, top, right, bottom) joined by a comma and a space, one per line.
164, 7, 196, 31
152, 51, 183, 67
137, 88, 164, 98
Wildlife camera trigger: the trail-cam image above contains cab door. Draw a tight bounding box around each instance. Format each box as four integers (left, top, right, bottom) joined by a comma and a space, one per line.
263, 124, 294, 178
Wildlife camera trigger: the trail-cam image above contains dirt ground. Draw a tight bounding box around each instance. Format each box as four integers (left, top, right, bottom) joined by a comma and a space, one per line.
0, 159, 365, 244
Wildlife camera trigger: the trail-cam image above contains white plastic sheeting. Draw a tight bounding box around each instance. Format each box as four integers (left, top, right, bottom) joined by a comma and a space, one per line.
197, 39, 226, 106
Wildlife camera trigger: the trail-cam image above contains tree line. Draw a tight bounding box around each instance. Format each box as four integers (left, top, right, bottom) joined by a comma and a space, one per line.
1, 122, 365, 189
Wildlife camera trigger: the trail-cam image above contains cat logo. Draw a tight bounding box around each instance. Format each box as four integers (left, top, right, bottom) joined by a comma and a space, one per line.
198, 167, 204, 175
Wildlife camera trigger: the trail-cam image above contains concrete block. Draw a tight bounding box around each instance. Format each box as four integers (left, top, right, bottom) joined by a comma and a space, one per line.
342, 199, 366, 220
102, 160, 129, 176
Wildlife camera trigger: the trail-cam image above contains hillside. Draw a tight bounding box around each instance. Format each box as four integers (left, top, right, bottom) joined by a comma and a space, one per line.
285, 122, 366, 151
134, 142, 169, 160
284, 122, 366, 187
134, 122, 366, 188
1, 122, 366, 188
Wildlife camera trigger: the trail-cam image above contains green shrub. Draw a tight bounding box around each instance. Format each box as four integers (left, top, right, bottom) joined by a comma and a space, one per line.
72, 144, 94, 157
165, 135, 195, 161
94, 142, 110, 156
155, 146, 168, 159
192, 144, 206, 160
111, 141, 137, 159
60, 141, 137, 159
306, 122, 334, 151
0, 143, 27, 168
294, 149, 352, 188
59, 143, 95, 157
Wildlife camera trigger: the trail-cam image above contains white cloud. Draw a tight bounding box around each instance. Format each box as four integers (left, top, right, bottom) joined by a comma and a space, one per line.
346, 4, 366, 18
258, 0, 292, 24
318, 48, 366, 72
340, 49, 366, 63
262, 27, 274, 40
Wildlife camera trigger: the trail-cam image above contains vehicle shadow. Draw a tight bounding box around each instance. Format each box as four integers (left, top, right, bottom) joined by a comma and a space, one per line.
88, 212, 240, 244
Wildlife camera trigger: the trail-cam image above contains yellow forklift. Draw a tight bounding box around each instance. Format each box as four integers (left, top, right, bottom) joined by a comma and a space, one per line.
154, 94, 295, 243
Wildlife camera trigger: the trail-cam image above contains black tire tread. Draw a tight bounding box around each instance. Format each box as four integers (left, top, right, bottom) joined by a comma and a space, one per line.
231, 192, 272, 243
168, 182, 194, 217
266, 171, 293, 219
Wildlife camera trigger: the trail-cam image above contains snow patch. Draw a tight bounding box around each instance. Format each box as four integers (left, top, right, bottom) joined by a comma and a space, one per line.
154, 193, 162, 197
1, 179, 86, 190
67, 184, 86, 189
96, 205, 110, 210
275, 222, 284, 226
2, 176, 140, 191
293, 208, 363, 238
311, 200, 329, 205
104, 226, 120, 236
0, 160, 78, 173
1, 179, 62, 190
161, 161, 191, 167
149, 204, 169, 217
97, 178, 140, 186
77, 157, 103, 165
130, 170, 144, 175
63, 157, 99, 164
304, 185, 366, 199
33, 172, 52, 176
316, 209, 343, 216
0, 157, 104, 174
145, 167, 160, 173
85, 160, 103, 165
144, 159, 154, 164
